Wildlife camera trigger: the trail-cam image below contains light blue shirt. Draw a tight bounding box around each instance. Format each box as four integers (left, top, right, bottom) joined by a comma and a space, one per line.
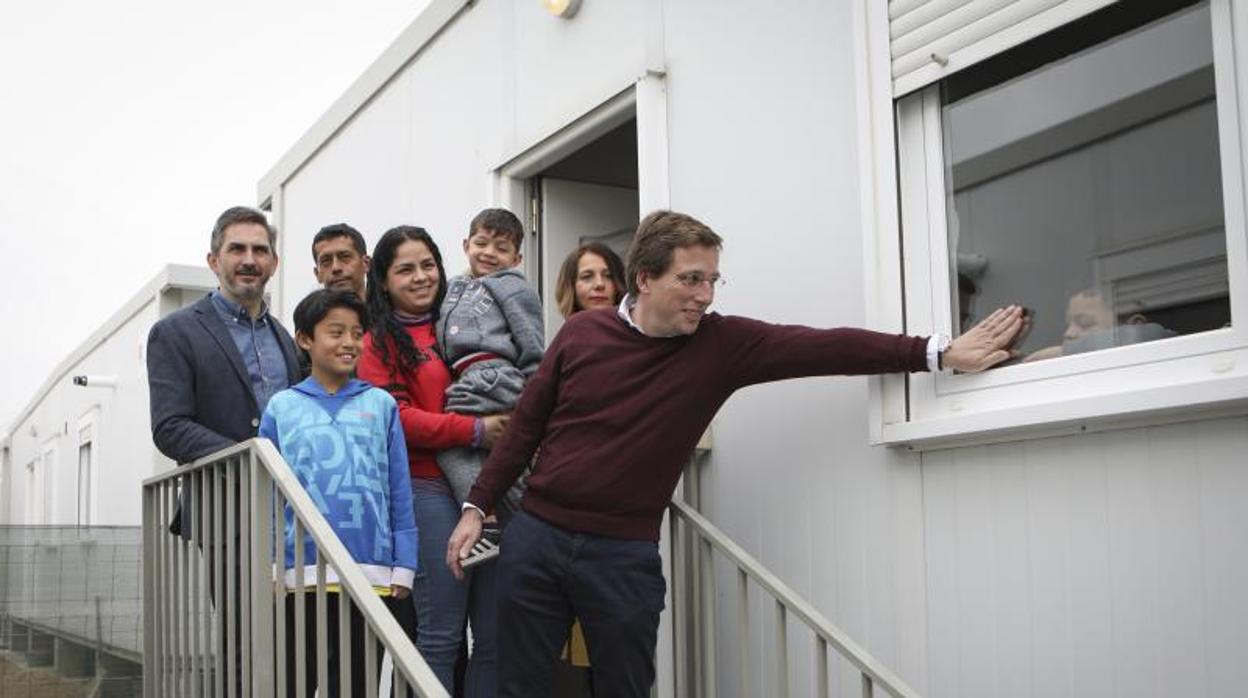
210, 291, 289, 411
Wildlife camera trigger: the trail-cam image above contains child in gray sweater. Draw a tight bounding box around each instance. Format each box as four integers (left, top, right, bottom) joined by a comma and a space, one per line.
436, 208, 544, 530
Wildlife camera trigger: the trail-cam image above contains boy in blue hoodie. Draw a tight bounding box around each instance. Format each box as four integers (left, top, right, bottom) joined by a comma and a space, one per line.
260, 289, 417, 697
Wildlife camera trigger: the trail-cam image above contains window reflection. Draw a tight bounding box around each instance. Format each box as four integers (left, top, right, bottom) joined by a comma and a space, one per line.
942, 0, 1231, 362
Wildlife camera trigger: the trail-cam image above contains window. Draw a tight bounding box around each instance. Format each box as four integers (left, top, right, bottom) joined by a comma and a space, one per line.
77, 438, 92, 526
76, 412, 98, 526
873, 0, 1248, 446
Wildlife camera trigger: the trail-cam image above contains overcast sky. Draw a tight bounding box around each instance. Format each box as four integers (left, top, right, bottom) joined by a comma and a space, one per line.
0, 1, 432, 430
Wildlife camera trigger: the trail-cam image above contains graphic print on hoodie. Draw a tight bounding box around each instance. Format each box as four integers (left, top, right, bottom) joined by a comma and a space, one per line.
259, 377, 418, 590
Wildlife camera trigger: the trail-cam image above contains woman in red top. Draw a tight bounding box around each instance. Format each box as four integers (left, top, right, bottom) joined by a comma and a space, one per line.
357, 226, 506, 696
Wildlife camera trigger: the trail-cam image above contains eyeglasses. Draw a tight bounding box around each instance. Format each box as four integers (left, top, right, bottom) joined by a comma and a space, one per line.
672, 271, 725, 290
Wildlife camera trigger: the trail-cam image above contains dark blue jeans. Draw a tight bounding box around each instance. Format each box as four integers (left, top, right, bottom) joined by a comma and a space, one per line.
497, 511, 666, 698
410, 480, 497, 697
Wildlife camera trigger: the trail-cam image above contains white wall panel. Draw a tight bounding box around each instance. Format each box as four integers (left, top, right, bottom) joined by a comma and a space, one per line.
923, 416, 1248, 698
1194, 418, 1248, 692
663, 0, 927, 694
279, 3, 509, 320
509, 2, 646, 153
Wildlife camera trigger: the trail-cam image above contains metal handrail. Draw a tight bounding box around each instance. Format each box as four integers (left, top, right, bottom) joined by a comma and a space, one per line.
142, 438, 448, 697
669, 498, 922, 698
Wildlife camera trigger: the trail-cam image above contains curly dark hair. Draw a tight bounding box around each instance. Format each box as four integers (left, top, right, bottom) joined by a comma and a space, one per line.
365, 225, 448, 372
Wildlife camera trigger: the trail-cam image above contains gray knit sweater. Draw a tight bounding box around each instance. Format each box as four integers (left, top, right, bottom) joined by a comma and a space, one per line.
437, 268, 544, 376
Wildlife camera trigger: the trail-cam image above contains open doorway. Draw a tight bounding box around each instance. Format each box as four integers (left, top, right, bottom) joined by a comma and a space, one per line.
489, 78, 676, 697
494, 80, 669, 342
531, 117, 639, 339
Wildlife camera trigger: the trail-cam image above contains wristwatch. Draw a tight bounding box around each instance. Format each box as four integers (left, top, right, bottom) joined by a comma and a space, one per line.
935, 333, 951, 371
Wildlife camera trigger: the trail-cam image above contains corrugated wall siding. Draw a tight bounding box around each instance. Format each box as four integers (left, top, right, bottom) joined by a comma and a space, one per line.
922, 415, 1248, 698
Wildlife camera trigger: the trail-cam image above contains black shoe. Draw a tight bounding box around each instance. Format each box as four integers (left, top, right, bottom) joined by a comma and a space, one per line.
461, 524, 501, 569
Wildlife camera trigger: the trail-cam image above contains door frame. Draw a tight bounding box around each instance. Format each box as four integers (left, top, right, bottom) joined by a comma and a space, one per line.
490, 74, 671, 289
486, 72, 679, 698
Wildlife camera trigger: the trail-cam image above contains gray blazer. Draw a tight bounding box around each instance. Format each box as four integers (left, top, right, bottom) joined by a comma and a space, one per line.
147, 294, 302, 535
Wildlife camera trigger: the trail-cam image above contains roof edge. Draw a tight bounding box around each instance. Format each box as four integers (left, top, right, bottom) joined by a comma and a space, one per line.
4, 264, 217, 434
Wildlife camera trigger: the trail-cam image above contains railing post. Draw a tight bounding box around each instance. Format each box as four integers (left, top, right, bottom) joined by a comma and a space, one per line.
249, 451, 275, 698
670, 511, 689, 698
225, 458, 237, 698
173, 476, 184, 695
191, 470, 202, 698
163, 481, 175, 696
198, 468, 210, 698
339, 593, 353, 698
294, 521, 307, 698
775, 600, 788, 698
213, 462, 225, 698
365, 623, 379, 698
315, 558, 329, 696
142, 483, 158, 698
274, 489, 288, 698
181, 472, 193, 697
240, 456, 253, 695
698, 536, 716, 698
737, 568, 749, 695
816, 637, 829, 698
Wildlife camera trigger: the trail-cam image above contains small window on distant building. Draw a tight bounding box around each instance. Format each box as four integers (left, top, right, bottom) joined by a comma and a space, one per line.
77, 440, 92, 526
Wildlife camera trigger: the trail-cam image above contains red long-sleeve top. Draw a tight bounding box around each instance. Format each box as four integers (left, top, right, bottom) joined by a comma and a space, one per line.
467, 309, 929, 540
358, 320, 477, 479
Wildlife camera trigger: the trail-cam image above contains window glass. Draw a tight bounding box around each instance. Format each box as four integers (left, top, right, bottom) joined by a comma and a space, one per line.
942, 1, 1231, 362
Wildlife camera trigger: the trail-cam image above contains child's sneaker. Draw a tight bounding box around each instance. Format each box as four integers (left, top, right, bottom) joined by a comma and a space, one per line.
460, 524, 501, 569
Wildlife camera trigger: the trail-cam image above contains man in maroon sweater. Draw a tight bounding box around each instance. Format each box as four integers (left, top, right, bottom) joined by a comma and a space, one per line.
448, 210, 1025, 697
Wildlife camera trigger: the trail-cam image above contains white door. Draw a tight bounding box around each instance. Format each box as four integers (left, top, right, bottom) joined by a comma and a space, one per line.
538, 178, 639, 340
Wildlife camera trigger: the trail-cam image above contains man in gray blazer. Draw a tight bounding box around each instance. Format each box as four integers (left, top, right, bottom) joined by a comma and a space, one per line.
146, 205, 301, 690
148, 205, 301, 488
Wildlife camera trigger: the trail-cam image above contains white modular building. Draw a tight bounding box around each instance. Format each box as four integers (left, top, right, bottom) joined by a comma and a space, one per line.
0, 265, 215, 527
256, 1, 1248, 696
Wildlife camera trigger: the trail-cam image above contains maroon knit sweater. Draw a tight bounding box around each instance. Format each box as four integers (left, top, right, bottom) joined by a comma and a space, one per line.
466, 308, 929, 540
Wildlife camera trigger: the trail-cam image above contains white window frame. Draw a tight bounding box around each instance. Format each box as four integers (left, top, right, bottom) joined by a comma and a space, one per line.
76, 410, 99, 526
859, 0, 1248, 448
490, 73, 670, 279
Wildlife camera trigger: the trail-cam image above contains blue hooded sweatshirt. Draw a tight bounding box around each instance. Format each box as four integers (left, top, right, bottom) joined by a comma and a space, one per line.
260, 377, 417, 591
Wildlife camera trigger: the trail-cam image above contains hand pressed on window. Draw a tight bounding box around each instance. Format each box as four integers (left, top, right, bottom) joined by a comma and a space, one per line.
943, 305, 1027, 372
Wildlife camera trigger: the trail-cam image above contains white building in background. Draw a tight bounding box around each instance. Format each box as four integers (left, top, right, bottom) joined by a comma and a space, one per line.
0, 265, 214, 527
256, 1, 1247, 697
